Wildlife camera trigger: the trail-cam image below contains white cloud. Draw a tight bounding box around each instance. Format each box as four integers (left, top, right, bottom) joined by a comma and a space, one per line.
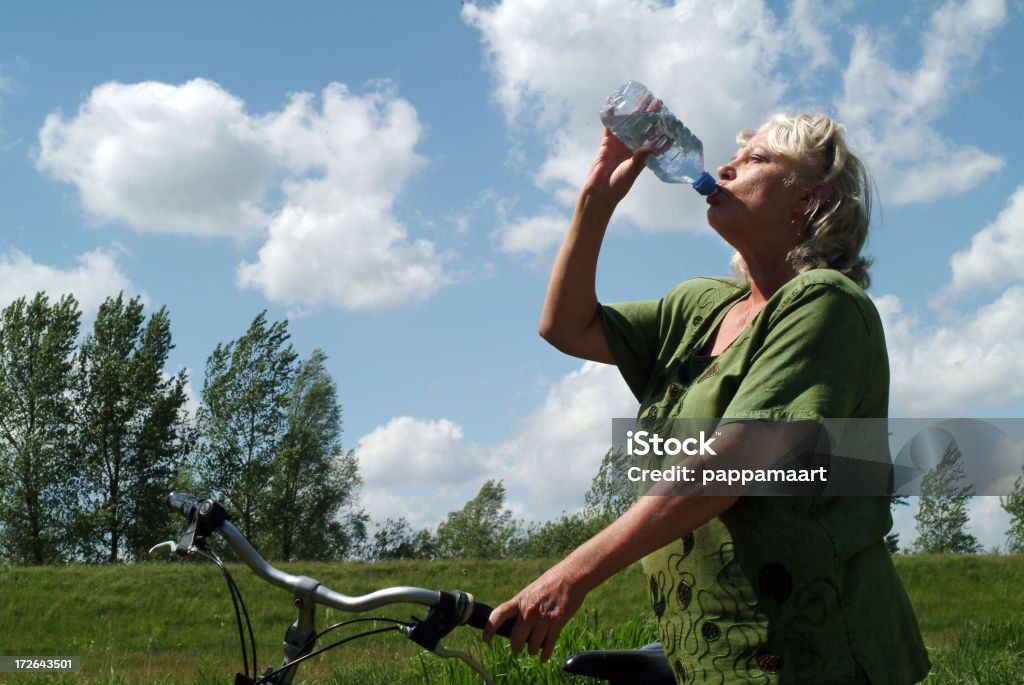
36, 79, 452, 311
356, 416, 487, 486
465, 0, 1009, 257
876, 286, 1024, 414
36, 79, 273, 238
463, 0, 794, 251
237, 83, 450, 311
355, 416, 493, 529
876, 179, 1024, 416
837, 0, 1006, 204
947, 185, 1024, 293
355, 361, 639, 528
495, 362, 639, 514
969, 496, 1013, 552
783, 0, 836, 73
494, 208, 568, 256
0, 247, 140, 317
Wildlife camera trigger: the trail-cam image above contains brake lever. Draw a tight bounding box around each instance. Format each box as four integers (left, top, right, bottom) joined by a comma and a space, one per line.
148, 540, 177, 556
431, 643, 493, 685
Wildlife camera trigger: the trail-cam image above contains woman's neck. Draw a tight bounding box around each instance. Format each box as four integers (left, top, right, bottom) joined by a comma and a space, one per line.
743, 257, 798, 305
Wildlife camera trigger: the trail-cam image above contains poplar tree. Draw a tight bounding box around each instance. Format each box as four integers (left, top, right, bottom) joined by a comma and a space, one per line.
913, 442, 981, 554
1001, 467, 1024, 554
584, 447, 635, 522
266, 349, 366, 560
435, 480, 519, 559
197, 312, 297, 543
75, 294, 190, 562
0, 293, 80, 564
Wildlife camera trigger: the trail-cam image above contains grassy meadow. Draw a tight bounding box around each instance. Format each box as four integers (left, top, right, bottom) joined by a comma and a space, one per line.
0, 555, 1022, 684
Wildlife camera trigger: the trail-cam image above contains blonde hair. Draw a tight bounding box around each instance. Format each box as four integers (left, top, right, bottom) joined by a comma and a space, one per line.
730, 112, 874, 289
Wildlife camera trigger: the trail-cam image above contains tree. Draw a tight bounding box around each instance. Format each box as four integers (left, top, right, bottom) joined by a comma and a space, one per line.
1001, 467, 1024, 554
435, 480, 520, 559
0, 293, 81, 564
366, 516, 434, 561
511, 512, 607, 559
583, 447, 635, 522
913, 442, 981, 554
265, 349, 366, 560
74, 294, 190, 562
197, 312, 297, 543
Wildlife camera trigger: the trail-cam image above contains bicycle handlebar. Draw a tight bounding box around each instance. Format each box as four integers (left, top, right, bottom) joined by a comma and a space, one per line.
165, 492, 515, 637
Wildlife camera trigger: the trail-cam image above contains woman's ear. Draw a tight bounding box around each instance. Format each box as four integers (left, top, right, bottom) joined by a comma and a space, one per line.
795, 183, 834, 217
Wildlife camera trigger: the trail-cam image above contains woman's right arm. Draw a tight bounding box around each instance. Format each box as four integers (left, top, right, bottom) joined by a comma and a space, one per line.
538, 129, 650, 362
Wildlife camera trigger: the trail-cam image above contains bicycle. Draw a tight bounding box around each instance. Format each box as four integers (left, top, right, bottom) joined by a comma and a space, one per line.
151, 492, 674, 684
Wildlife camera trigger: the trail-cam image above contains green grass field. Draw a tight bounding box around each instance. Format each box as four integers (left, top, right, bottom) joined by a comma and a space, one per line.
0, 555, 1021, 684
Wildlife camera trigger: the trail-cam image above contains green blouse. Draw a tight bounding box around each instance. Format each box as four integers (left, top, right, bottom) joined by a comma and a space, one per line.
601, 269, 930, 684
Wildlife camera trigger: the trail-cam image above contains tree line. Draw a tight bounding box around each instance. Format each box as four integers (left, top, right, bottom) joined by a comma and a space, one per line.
2, 291, 1022, 565
0, 292, 361, 565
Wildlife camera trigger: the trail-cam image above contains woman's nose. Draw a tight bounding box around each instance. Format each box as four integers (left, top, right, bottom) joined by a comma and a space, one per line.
716, 162, 735, 180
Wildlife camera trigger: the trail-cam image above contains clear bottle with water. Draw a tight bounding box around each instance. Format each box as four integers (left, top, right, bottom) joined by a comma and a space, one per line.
599, 80, 717, 195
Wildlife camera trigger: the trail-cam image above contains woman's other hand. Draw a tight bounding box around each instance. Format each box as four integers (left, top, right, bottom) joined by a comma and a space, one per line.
482, 561, 590, 663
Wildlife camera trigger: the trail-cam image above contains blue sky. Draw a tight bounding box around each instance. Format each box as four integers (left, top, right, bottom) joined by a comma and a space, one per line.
1, 0, 1021, 550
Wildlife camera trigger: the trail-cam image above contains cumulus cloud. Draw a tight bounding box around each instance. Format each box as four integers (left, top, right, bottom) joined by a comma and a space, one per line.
947, 185, 1024, 294
36, 79, 273, 238
463, 0, 793, 249
875, 180, 1024, 416
837, 0, 1007, 204
355, 416, 492, 528
464, 0, 1008, 255
355, 362, 638, 528
236, 84, 448, 310
36, 79, 451, 311
494, 208, 568, 256
876, 286, 1024, 414
0, 247, 140, 317
495, 362, 639, 514
356, 416, 487, 487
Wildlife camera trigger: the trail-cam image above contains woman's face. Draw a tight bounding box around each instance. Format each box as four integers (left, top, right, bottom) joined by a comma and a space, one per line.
706, 130, 809, 245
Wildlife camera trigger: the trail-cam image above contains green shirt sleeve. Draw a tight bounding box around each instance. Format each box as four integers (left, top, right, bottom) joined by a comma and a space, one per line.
723, 274, 888, 423
602, 278, 748, 404
600, 298, 662, 402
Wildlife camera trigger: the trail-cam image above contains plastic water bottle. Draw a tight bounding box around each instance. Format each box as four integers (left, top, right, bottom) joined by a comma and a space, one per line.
599, 80, 717, 195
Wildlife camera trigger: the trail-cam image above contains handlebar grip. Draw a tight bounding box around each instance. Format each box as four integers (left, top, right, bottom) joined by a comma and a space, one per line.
467, 600, 516, 638
166, 491, 201, 517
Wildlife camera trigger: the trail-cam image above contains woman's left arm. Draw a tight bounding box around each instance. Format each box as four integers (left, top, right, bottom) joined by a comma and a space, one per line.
482, 417, 824, 662
482, 491, 738, 662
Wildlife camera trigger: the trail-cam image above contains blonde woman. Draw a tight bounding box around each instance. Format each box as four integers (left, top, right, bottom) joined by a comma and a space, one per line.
485, 113, 930, 684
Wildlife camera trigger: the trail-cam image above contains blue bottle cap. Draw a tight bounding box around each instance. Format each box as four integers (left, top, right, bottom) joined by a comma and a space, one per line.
691, 171, 718, 196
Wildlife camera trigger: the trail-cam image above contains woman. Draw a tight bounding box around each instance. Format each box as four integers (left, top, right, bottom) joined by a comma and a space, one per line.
484, 113, 931, 683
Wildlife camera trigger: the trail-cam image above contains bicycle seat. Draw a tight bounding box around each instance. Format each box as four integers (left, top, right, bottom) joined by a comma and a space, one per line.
561, 642, 675, 684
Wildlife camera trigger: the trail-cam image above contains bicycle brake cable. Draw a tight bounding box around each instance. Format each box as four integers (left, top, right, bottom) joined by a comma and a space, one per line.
196, 545, 258, 682
253, 624, 404, 684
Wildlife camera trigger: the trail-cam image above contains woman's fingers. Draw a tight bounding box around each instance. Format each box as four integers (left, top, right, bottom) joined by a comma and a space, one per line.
540, 618, 567, 663
484, 564, 587, 662
482, 600, 518, 643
